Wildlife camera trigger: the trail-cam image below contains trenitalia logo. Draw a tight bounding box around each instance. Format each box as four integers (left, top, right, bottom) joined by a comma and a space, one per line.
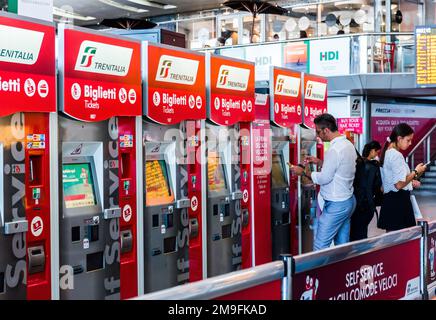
74, 40, 133, 77
216, 65, 250, 91
305, 80, 327, 101
79, 46, 97, 68
274, 75, 300, 97
0, 25, 44, 65
156, 55, 199, 85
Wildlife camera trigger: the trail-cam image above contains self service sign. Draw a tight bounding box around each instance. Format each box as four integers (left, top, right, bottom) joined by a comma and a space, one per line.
207, 53, 255, 125
58, 24, 142, 121
270, 66, 302, 128
0, 12, 56, 116
143, 42, 206, 125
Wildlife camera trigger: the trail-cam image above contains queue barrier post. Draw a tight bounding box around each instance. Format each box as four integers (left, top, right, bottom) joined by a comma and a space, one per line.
419, 220, 429, 300
281, 254, 294, 300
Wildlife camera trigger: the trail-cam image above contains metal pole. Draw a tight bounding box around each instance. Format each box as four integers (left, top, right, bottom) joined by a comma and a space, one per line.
281, 254, 293, 300
419, 220, 429, 300
426, 137, 431, 164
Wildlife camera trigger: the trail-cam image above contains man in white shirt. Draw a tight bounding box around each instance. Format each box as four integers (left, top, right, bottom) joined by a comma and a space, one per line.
290, 114, 357, 251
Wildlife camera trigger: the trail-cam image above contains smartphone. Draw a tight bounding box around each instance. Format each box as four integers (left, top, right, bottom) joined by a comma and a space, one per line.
425, 161, 432, 167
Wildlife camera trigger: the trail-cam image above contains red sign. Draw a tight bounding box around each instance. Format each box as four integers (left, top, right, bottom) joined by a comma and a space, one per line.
338, 117, 363, 134
303, 74, 328, 129
60, 25, 142, 121
293, 239, 421, 300
0, 13, 56, 116
145, 43, 206, 124
208, 54, 255, 125
271, 67, 302, 128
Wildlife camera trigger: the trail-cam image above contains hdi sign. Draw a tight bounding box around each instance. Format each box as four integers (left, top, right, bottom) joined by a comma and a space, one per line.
320, 51, 339, 61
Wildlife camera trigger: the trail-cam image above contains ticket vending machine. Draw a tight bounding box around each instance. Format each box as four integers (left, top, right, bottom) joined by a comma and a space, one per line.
268, 67, 302, 258
0, 12, 56, 300
205, 53, 255, 277
141, 42, 206, 292
299, 73, 328, 254
58, 24, 142, 299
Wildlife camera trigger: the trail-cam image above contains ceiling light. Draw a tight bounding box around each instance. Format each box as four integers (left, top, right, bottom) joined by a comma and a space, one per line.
127, 0, 177, 10
98, 0, 148, 13
53, 6, 96, 21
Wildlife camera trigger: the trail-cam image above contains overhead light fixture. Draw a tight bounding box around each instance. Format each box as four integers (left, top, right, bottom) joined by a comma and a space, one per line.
53, 6, 96, 21
98, 0, 148, 13
127, 0, 177, 10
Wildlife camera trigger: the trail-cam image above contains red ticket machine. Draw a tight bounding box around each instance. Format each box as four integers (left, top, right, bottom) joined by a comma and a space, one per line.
0, 12, 56, 300
204, 53, 255, 276
58, 24, 142, 299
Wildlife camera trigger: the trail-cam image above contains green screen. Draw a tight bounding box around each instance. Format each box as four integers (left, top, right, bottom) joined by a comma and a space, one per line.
63, 163, 97, 209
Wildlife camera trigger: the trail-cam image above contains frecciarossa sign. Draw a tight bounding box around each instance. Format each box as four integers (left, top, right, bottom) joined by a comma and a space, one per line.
304, 74, 328, 129
59, 24, 142, 121
0, 12, 56, 116
208, 54, 255, 125
270, 67, 302, 128
144, 43, 206, 124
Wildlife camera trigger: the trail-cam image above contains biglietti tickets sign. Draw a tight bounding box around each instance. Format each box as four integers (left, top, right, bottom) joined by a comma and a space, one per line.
303, 74, 328, 129
208, 54, 255, 125
0, 12, 55, 116
144, 43, 206, 125
270, 67, 302, 128
59, 24, 142, 121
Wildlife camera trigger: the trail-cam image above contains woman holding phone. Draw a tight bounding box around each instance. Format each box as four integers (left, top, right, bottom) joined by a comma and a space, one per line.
378, 123, 427, 232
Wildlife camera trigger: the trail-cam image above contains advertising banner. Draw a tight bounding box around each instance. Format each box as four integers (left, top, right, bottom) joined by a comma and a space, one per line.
284, 41, 308, 73
337, 117, 363, 134
293, 239, 421, 300
252, 94, 272, 265
208, 54, 255, 125
370, 103, 436, 146
145, 43, 206, 125
303, 74, 328, 129
270, 67, 302, 128
0, 13, 55, 116
59, 25, 142, 121
245, 43, 282, 81
309, 37, 350, 76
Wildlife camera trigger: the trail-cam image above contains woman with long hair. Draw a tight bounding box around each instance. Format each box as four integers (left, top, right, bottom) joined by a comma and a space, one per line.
378, 123, 427, 231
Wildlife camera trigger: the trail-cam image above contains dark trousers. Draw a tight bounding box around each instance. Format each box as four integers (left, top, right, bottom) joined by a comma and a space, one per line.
350, 206, 375, 241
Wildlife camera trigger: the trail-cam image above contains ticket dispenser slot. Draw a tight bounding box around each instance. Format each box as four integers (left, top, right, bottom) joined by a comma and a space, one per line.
121, 230, 133, 253
27, 245, 45, 274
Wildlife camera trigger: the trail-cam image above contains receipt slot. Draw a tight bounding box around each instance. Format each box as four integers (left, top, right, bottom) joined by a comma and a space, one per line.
58, 24, 142, 299
0, 13, 56, 300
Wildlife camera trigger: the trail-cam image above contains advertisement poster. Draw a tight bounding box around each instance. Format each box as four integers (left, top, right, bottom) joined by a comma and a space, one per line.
0, 13, 56, 116
293, 239, 421, 300
208, 55, 255, 125
309, 37, 350, 76
145, 43, 206, 124
337, 117, 363, 134
270, 67, 302, 128
303, 74, 328, 129
60, 25, 142, 121
370, 103, 436, 145
245, 43, 282, 81
284, 41, 308, 73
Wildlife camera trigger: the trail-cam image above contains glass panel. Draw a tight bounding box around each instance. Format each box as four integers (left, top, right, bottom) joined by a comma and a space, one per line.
265, 14, 300, 41
288, 4, 318, 38
242, 14, 262, 43
392, 0, 424, 32
178, 18, 216, 49
219, 16, 240, 46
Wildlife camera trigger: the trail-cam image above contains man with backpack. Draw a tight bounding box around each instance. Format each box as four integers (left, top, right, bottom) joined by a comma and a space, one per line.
350, 141, 383, 241
289, 113, 357, 251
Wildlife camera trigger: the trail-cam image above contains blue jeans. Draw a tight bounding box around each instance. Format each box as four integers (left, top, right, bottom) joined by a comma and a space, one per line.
313, 195, 356, 251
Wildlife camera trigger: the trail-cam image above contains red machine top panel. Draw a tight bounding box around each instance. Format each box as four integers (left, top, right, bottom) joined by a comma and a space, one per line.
0, 13, 56, 116
144, 43, 206, 125
60, 25, 142, 121
270, 67, 302, 128
303, 74, 328, 129
208, 54, 255, 126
